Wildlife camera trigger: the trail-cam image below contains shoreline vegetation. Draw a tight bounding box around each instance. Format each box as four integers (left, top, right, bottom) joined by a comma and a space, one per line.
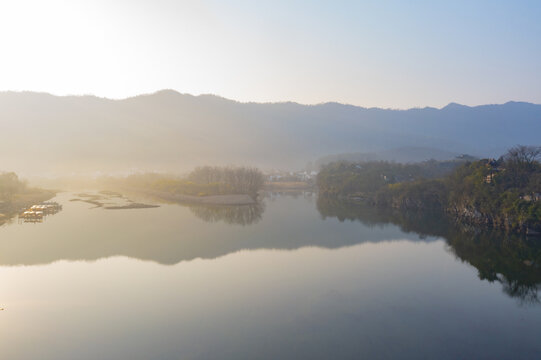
317, 146, 541, 235
99, 166, 265, 206
0, 172, 56, 224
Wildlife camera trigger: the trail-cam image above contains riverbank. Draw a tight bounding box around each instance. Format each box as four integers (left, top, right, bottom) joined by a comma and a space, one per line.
121, 188, 257, 206
0, 189, 56, 223
317, 153, 541, 236
323, 193, 541, 237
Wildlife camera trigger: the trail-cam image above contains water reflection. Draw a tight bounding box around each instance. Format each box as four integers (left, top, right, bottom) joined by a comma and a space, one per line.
188, 202, 265, 225
0, 192, 431, 266
446, 230, 541, 306
2, 193, 541, 359
318, 196, 541, 305
2, 192, 540, 305
317, 196, 451, 237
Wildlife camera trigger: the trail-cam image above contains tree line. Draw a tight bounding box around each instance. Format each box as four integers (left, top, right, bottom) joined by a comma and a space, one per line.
114, 166, 264, 197
317, 146, 541, 233
0, 172, 27, 202
187, 166, 264, 195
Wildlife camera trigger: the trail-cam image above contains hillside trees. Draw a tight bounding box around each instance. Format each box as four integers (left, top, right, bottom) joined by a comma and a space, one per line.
0, 172, 27, 202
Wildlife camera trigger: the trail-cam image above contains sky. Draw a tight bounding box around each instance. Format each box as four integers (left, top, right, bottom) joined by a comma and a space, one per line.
0, 0, 540, 109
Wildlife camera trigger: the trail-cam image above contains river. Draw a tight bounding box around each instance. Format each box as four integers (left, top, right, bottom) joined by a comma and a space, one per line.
0, 191, 540, 359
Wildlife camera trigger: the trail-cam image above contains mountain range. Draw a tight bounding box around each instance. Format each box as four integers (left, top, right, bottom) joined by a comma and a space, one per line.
1, 90, 540, 176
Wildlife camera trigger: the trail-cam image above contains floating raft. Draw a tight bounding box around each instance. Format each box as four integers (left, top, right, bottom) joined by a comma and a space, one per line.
19, 202, 62, 222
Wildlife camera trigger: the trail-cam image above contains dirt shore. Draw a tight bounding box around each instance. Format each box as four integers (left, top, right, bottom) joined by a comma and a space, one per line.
128, 189, 256, 205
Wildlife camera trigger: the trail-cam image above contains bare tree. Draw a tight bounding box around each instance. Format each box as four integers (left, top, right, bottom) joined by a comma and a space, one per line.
504, 145, 541, 166
187, 166, 264, 195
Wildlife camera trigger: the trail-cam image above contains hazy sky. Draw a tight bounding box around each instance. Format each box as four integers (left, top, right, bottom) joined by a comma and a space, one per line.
0, 0, 540, 108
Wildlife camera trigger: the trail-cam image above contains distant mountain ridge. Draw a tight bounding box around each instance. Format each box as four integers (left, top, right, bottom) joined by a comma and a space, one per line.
0, 90, 540, 175
315, 147, 466, 167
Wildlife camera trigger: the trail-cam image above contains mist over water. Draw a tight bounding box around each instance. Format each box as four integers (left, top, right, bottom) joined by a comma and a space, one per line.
2, 91, 541, 177
2, 2, 541, 358
1, 192, 540, 359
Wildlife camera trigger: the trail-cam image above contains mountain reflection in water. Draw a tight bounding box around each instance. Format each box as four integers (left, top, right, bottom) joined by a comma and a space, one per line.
1, 191, 540, 305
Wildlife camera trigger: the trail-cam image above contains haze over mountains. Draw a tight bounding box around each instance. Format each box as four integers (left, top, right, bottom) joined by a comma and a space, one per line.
1, 90, 540, 176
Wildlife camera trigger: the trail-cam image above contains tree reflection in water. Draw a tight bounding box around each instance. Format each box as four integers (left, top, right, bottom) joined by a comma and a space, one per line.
317, 196, 541, 306
446, 229, 541, 306
187, 202, 265, 226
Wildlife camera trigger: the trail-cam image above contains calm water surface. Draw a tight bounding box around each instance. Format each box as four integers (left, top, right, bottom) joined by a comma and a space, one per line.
0, 192, 540, 359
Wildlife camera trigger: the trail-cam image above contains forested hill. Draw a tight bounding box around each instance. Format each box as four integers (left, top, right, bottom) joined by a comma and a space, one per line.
1, 90, 540, 175
317, 146, 541, 234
